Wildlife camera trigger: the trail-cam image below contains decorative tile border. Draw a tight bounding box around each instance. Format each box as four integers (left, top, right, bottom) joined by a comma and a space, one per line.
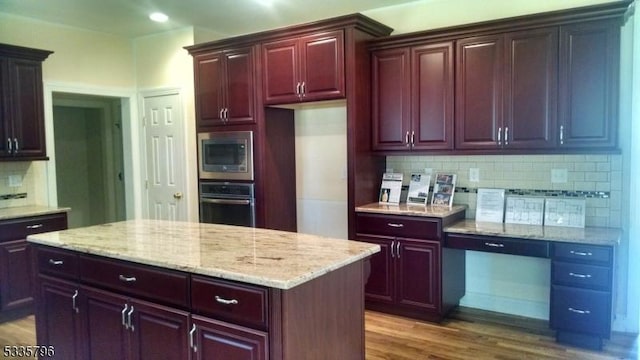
0, 193, 27, 200
455, 187, 609, 199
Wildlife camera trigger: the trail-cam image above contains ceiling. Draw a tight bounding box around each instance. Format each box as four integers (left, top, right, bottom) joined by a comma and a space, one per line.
0, 0, 418, 39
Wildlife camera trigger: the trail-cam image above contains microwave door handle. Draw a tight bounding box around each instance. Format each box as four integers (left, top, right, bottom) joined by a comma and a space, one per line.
200, 198, 251, 205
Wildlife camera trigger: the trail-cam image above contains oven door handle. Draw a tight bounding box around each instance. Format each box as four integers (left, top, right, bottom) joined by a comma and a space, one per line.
200, 198, 251, 205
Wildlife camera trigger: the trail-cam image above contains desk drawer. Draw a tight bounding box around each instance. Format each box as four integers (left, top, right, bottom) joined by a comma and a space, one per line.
356, 213, 440, 240
79, 255, 189, 308
35, 246, 79, 280
191, 275, 268, 331
553, 261, 611, 290
445, 234, 549, 258
0, 213, 67, 242
551, 285, 611, 337
553, 243, 612, 265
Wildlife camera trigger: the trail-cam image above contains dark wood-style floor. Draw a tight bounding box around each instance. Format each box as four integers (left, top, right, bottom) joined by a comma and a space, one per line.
0, 308, 637, 359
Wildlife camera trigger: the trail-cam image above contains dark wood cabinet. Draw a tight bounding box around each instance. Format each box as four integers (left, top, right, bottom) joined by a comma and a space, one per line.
558, 20, 619, 150
191, 315, 268, 360
355, 211, 464, 321
371, 42, 454, 151
0, 44, 52, 160
456, 28, 557, 150
262, 30, 344, 104
193, 46, 256, 128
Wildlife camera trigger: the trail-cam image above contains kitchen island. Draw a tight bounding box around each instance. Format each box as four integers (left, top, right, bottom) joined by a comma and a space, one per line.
27, 219, 380, 360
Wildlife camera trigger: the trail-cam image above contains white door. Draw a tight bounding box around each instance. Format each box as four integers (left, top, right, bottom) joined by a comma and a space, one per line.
142, 92, 186, 221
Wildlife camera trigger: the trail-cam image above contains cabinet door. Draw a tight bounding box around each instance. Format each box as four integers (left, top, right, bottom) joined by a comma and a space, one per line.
0, 58, 10, 157
0, 239, 33, 311
299, 31, 345, 102
224, 47, 256, 125
192, 315, 268, 360
395, 239, 440, 311
36, 277, 84, 360
262, 38, 299, 104
129, 299, 190, 360
357, 234, 394, 304
371, 48, 411, 151
195, 52, 225, 127
83, 288, 130, 360
6, 58, 46, 158
504, 28, 558, 149
411, 42, 454, 150
559, 20, 619, 149
455, 35, 504, 150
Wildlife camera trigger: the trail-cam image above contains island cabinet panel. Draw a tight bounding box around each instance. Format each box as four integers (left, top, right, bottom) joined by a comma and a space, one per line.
558, 20, 619, 150
262, 30, 344, 104
193, 46, 256, 129
355, 212, 464, 322
0, 44, 52, 160
191, 315, 268, 360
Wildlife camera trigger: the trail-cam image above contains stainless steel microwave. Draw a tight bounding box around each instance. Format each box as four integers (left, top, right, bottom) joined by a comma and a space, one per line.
198, 131, 254, 181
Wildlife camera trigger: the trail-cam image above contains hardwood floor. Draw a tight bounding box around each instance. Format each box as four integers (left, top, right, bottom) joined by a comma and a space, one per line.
0, 309, 637, 359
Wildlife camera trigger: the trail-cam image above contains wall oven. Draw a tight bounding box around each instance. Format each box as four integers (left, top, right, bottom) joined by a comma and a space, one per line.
198, 131, 254, 181
199, 182, 255, 227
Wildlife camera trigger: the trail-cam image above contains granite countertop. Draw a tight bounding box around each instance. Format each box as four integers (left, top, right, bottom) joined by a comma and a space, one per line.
0, 205, 71, 221
445, 219, 621, 246
355, 202, 467, 218
27, 219, 380, 290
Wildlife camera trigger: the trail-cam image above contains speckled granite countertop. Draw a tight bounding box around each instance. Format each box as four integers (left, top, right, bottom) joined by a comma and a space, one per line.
0, 205, 70, 221
355, 203, 467, 218
27, 219, 380, 290
445, 219, 621, 246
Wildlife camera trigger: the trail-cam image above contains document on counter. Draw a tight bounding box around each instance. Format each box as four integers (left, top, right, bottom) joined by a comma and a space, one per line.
407, 172, 431, 205
475, 188, 505, 223
544, 198, 586, 228
379, 173, 403, 204
505, 196, 544, 225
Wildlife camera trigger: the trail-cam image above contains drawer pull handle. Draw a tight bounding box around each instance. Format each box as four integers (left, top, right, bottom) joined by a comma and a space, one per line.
189, 324, 197, 352
570, 250, 592, 257
48, 259, 64, 266
122, 304, 129, 329
72, 290, 79, 314
215, 295, 239, 305
569, 272, 592, 279
119, 275, 137, 282
484, 242, 505, 248
568, 307, 591, 315
26, 224, 44, 229
387, 223, 404, 228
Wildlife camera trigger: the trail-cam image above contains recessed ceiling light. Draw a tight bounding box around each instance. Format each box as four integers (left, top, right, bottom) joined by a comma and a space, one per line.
149, 12, 169, 23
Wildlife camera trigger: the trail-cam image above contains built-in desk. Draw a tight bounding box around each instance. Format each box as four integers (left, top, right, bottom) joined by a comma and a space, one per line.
445, 220, 621, 350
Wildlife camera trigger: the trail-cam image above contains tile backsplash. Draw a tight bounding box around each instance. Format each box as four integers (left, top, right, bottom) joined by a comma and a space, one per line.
0, 162, 34, 208
387, 154, 622, 227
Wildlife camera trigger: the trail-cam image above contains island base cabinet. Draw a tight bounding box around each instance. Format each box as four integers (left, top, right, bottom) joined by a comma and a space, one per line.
191, 315, 268, 360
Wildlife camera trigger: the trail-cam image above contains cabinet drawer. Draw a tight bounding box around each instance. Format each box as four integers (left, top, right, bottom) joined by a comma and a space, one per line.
551, 285, 611, 337
191, 275, 268, 330
0, 212, 68, 242
356, 213, 440, 240
552, 261, 611, 290
35, 246, 79, 280
79, 255, 189, 308
445, 234, 549, 258
553, 243, 612, 265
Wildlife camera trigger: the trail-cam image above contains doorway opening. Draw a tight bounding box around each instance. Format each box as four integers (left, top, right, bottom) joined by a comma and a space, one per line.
52, 92, 126, 228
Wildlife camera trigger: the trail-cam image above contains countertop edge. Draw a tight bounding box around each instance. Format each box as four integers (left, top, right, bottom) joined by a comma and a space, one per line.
0, 205, 71, 221
355, 203, 467, 218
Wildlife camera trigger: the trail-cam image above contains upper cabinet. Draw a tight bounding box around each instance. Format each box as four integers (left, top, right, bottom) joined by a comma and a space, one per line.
192, 45, 256, 129
369, 1, 630, 154
0, 44, 52, 160
372, 42, 454, 151
262, 30, 345, 104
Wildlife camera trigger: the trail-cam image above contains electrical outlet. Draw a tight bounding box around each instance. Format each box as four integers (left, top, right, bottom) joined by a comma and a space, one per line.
551, 169, 568, 183
8, 175, 22, 187
469, 168, 480, 182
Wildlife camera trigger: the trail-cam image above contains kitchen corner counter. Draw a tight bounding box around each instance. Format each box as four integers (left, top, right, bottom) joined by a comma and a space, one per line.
0, 205, 70, 220
445, 219, 621, 246
27, 219, 379, 290
355, 202, 467, 218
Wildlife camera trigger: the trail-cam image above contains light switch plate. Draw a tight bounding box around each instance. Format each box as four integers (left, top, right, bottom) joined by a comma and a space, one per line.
8, 174, 22, 187
551, 169, 568, 183
469, 168, 480, 182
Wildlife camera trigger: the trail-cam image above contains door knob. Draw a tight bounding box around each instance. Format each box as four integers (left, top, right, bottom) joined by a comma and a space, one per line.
173, 192, 183, 199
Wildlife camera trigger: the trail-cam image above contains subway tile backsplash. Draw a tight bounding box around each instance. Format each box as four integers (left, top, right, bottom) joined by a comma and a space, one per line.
0, 162, 33, 208
387, 154, 622, 227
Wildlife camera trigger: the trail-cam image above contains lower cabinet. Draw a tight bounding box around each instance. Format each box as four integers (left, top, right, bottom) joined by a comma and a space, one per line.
191, 315, 268, 360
